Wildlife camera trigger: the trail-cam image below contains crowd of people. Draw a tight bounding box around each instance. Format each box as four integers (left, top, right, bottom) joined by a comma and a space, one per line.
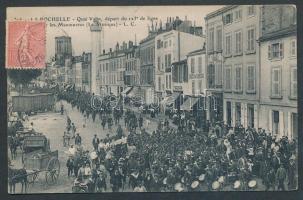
57, 89, 298, 192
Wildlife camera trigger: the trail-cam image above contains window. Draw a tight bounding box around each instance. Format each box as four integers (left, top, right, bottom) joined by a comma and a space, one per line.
272, 110, 279, 135
166, 75, 168, 89
271, 67, 281, 97
158, 77, 161, 91
235, 9, 242, 21
216, 27, 222, 51
247, 64, 256, 92
235, 30, 242, 54
248, 5, 255, 16
157, 56, 161, 71
247, 27, 255, 52
234, 64, 242, 92
235, 103, 242, 126
268, 42, 283, 59
225, 33, 232, 56
167, 54, 171, 67
208, 64, 215, 88
290, 39, 296, 57
191, 58, 195, 73
192, 81, 195, 95
225, 66, 232, 90
198, 57, 202, 74
290, 67, 297, 98
224, 13, 233, 25
157, 40, 161, 49
199, 80, 203, 92
209, 28, 215, 51
215, 63, 222, 86
164, 41, 168, 48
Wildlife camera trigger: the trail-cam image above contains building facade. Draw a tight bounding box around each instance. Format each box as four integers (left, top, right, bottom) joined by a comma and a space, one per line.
55, 36, 72, 66
155, 30, 205, 105
259, 5, 297, 139
206, 5, 261, 128
139, 31, 156, 104
97, 43, 128, 96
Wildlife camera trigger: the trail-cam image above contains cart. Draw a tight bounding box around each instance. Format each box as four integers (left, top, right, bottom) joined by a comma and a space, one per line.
22, 135, 60, 185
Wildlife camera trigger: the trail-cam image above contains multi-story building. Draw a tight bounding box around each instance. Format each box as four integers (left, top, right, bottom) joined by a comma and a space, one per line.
205, 8, 225, 123
55, 36, 72, 66
97, 42, 128, 96
206, 5, 261, 128
81, 52, 92, 92
138, 30, 156, 104
124, 42, 139, 86
155, 29, 205, 108
259, 5, 297, 139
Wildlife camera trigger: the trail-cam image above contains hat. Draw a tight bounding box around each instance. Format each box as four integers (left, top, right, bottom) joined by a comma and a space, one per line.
163, 177, 168, 185
218, 176, 225, 183
248, 180, 257, 188
191, 181, 199, 189
174, 183, 184, 192
234, 180, 241, 189
198, 174, 205, 181
290, 155, 296, 160
212, 181, 220, 190
181, 177, 185, 183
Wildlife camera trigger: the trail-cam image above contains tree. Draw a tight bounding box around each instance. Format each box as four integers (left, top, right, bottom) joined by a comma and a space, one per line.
7, 69, 42, 94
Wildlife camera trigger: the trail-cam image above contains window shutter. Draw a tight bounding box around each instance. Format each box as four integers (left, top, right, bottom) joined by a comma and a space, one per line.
268, 45, 272, 60
230, 13, 233, 23
279, 42, 284, 58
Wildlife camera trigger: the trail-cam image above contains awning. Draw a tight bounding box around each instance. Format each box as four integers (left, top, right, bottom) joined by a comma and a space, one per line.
127, 87, 137, 98
180, 97, 199, 110
121, 86, 133, 95
161, 92, 180, 106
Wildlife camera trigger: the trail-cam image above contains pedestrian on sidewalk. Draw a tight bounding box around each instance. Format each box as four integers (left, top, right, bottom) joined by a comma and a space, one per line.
71, 123, 76, 139
276, 164, 287, 191
138, 115, 143, 129
108, 116, 113, 131
75, 133, 82, 146
66, 156, 74, 177
83, 114, 87, 128
101, 116, 106, 130
92, 134, 100, 151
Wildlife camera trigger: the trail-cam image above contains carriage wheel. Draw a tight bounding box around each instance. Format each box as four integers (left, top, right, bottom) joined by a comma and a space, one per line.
45, 157, 60, 185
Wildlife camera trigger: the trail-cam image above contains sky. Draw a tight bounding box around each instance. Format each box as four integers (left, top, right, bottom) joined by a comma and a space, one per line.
7, 6, 224, 61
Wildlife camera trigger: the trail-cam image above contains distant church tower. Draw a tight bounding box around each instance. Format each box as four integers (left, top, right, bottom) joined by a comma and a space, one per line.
90, 18, 102, 94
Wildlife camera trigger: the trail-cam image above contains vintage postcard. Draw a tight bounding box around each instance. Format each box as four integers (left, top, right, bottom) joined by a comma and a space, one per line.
6, 5, 297, 193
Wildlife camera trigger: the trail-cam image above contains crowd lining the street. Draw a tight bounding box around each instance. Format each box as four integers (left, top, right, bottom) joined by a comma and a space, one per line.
57, 89, 298, 192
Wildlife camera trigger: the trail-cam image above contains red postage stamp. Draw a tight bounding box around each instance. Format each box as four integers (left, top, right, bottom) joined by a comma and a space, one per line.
6, 21, 46, 69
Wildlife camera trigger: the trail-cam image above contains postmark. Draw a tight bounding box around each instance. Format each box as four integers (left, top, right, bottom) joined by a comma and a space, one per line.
6, 21, 46, 69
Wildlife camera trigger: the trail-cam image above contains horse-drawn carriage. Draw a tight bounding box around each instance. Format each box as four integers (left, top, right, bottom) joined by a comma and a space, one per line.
22, 135, 60, 185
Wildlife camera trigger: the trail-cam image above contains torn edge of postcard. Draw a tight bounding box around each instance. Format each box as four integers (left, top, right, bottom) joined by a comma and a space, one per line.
6, 21, 46, 69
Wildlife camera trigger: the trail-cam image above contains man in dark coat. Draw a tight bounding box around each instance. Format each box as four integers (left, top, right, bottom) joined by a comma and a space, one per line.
75, 133, 82, 145
110, 169, 123, 192
276, 164, 287, 191
92, 134, 99, 151
66, 156, 74, 177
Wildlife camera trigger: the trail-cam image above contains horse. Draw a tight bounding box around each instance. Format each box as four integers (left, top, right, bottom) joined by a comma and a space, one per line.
8, 166, 28, 194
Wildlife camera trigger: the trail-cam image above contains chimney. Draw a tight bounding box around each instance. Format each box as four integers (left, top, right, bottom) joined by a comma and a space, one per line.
110, 48, 112, 53
103, 49, 105, 54
116, 42, 120, 51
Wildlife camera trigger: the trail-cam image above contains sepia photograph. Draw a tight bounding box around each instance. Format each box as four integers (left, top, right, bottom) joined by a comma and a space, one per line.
5, 5, 298, 194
